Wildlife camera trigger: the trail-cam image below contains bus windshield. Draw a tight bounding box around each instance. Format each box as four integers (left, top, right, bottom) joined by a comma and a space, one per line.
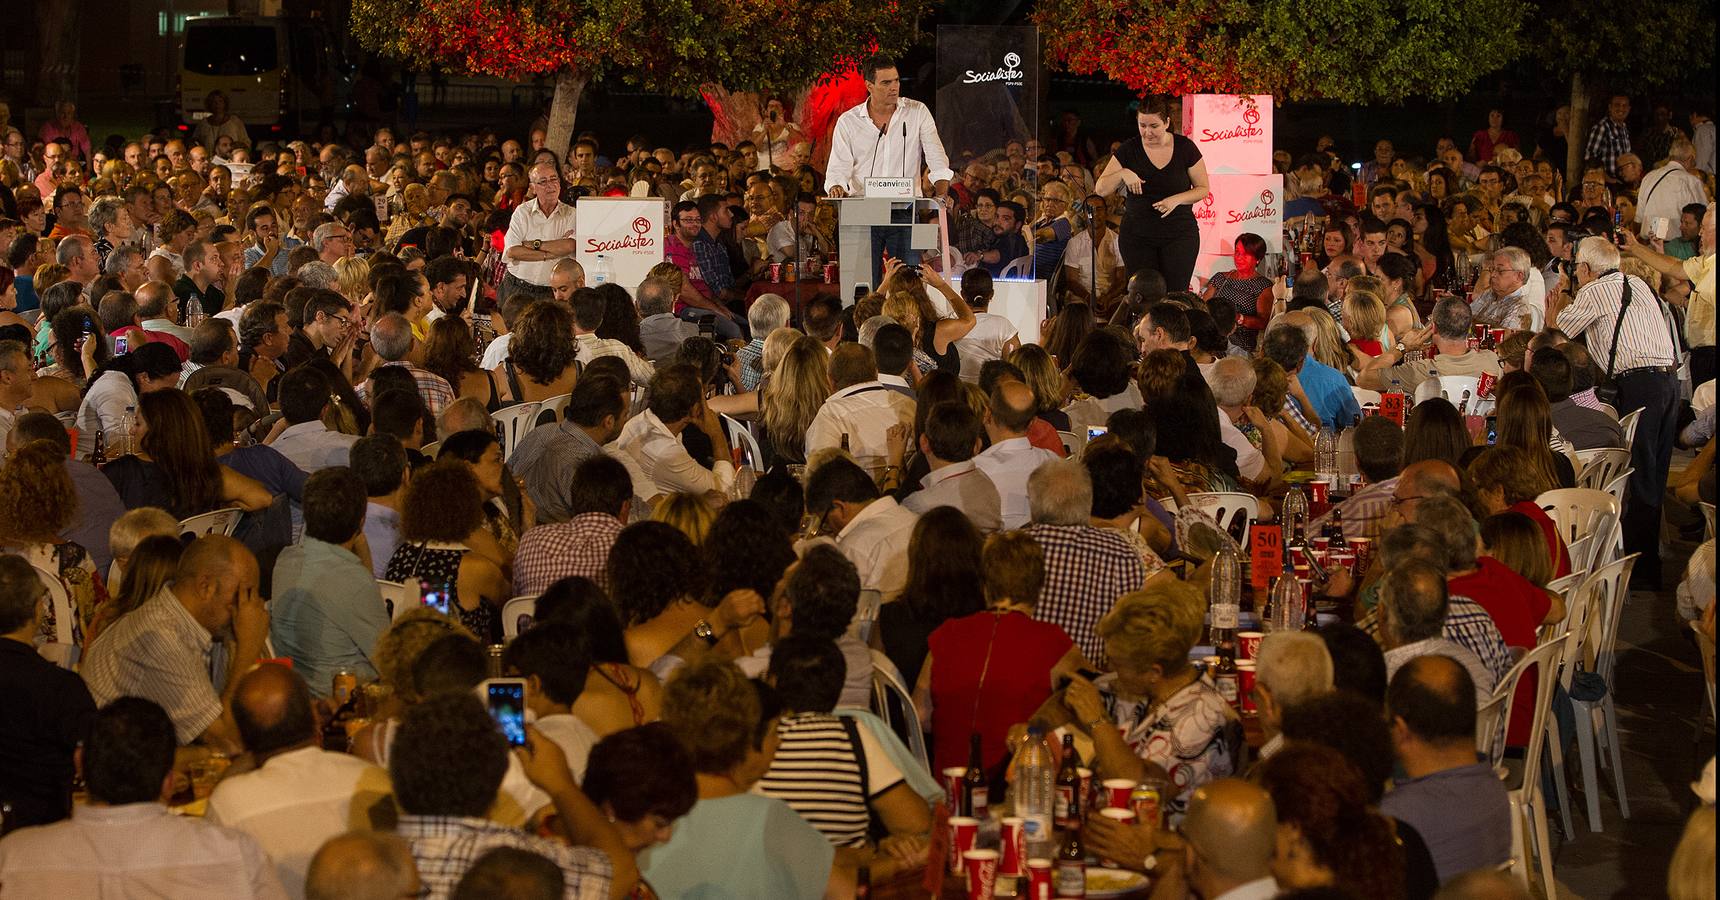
184, 24, 278, 76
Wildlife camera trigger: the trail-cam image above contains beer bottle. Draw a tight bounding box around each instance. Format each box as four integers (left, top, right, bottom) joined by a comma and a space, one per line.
965, 733, 989, 819
1328, 510, 1349, 553
1054, 734, 1081, 830
321, 693, 359, 752
1055, 825, 1086, 897
1213, 642, 1241, 710
91, 424, 106, 466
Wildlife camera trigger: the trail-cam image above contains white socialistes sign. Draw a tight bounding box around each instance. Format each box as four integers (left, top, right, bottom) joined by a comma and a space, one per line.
1195, 174, 1285, 257
1181, 94, 1274, 176
575, 198, 666, 298
963, 51, 1025, 85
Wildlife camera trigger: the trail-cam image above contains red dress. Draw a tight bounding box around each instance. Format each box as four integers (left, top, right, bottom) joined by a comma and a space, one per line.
1510, 500, 1572, 579
1449, 557, 1552, 746
928, 610, 1074, 774
1349, 338, 1383, 358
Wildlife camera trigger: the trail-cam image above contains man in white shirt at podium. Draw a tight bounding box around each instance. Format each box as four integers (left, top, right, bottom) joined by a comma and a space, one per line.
825, 53, 954, 288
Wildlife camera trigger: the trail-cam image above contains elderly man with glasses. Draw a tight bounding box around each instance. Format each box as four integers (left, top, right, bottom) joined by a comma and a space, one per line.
1469, 246, 1537, 332
500, 161, 578, 303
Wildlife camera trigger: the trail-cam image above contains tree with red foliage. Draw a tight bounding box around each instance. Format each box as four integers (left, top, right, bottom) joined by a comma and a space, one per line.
351, 0, 933, 159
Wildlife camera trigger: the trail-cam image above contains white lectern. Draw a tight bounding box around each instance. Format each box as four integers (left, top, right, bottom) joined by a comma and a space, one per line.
826, 196, 949, 305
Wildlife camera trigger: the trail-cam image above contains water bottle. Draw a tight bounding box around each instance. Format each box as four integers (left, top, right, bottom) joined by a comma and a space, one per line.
1015, 725, 1056, 860
1279, 486, 1308, 548
1315, 426, 1339, 482
591, 253, 613, 286
116, 405, 137, 457
1210, 538, 1241, 636
1265, 552, 1302, 633
186, 296, 205, 329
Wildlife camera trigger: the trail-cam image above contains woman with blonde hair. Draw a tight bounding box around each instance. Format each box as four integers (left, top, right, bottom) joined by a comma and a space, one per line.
1343, 290, 1388, 362
1303, 306, 1352, 376
1480, 510, 1555, 588
1468, 445, 1572, 578
86, 533, 182, 645
1008, 343, 1072, 432
332, 255, 371, 306
759, 333, 830, 468
652, 492, 718, 544
0, 440, 106, 646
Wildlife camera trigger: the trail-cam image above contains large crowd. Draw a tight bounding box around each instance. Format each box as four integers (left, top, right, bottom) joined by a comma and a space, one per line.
0, 81, 1713, 900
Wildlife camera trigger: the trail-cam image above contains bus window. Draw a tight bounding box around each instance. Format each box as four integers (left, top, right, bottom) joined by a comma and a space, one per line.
184, 24, 277, 76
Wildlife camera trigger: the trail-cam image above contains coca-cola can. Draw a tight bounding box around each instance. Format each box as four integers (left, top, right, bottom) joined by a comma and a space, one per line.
1025, 859, 1054, 900
823, 261, 837, 283
769, 262, 782, 282
999, 817, 1025, 878
1350, 537, 1374, 578
1077, 767, 1094, 812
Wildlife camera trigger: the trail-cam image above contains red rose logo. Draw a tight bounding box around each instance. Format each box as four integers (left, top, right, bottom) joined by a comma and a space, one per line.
1260, 189, 1274, 206
1243, 108, 1260, 126
632, 216, 651, 235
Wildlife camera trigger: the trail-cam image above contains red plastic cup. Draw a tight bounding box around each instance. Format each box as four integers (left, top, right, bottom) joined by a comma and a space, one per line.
1329, 552, 1356, 576
1350, 537, 1374, 577
1026, 859, 1054, 900
1077, 767, 1094, 811
1237, 631, 1264, 660
963, 848, 1000, 900
1309, 479, 1329, 504
949, 816, 980, 875
999, 817, 1025, 878
769, 262, 782, 282
1102, 778, 1137, 810
1312, 536, 1330, 553
943, 767, 967, 806
1238, 661, 1258, 712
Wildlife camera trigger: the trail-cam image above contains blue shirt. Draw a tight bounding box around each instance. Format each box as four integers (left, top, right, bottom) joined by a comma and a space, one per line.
641, 793, 833, 899
243, 236, 302, 278
13, 274, 37, 313
1381, 762, 1512, 882
1031, 217, 1072, 277
693, 232, 734, 295
1298, 354, 1360, 428
269, 537, 389, 698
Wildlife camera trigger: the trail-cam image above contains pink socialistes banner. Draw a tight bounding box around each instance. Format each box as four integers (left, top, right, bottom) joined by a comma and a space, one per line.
1181, 94, 1274, 176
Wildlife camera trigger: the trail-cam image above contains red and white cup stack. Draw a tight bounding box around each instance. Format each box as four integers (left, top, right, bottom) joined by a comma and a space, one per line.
1025, 859, 1054, 900
999, 817, 1025, 879
1238, 631, 1264, 661
962, 848, 1000, 900
1238, 662, 1258, 713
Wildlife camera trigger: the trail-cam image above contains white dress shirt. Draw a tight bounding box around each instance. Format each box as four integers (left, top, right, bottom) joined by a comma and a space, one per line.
271, 420, 360, 473
617, 409, 735, 497
972, 436, 1060, 530
574, 332, 655, 387
824, 98, 954, 197
1556, 271, 1681, 373
535, 713, 599, 780
836, 496, 919, 600
804, 381, 916, 475
0, 802, 288, 899
1219, 414, 1266, 482
901, 459, 1003, 532
1063, 228, 1123, 297
206, 746, 393, 899
1635, 161, 1709, 235
504, 197, 578, 286
954, 312, 1020, 383
74, 369, 139, 459
481, 332, 514, 371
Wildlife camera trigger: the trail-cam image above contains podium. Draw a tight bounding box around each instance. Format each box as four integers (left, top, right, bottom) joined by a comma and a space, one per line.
827, 196, 950, 305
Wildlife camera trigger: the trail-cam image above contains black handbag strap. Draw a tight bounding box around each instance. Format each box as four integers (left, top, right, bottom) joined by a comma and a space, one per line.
1602, 272, 1631, 382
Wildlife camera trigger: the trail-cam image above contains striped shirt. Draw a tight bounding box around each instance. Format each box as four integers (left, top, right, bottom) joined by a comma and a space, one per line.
1022, 523, 1147, 667
81, 586, 223, 744
398, 814, 612, 900
754, 713, 903, 848
1556, 272, 1680, 373
573, 332, 655, 387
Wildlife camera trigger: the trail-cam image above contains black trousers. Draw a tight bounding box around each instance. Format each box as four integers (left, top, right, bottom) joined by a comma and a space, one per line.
1690, 345, 1716, 392
1616, 368, 1680, 585
1118, 219, 1201, 293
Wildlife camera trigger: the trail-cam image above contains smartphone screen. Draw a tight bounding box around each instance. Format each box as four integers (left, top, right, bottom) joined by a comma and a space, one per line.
1086, 425, 1108, 442
420, 580, 452, 616
484, 679, 528, 747
1485, 415, 1498, 446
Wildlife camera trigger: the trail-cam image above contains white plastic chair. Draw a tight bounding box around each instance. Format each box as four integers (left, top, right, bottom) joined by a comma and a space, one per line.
1599, 469, 1632, 507
998, 255, 1033, 279
420, 440, 442, 459
1543, 571, 1599, 836
868, 648, 930, 773
1574, 448, 1631, 493
1537, 572, 1588, 646
1415, 374, 1492, 415
1056, 430, 1080, 458
721, 415, 765, 471
377, 579, 413, 621
1537, 488, 1619, 573
1618, 408, 1642, 448
853, 589, 882, 645
1567, 554, 1638, 831
501, 595, 540, 640
534, 393, 571, 426
1496, 638, 1565, 893
491, 402, 543, 462
1475, 690, 1510, 768
1182, 492, 1261, 540
1351, 385, 1382, 406
1595, 401, 1619, 419
178, 508, 243, 539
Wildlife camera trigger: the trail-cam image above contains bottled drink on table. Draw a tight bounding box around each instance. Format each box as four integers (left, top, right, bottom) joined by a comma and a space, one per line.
1210, 537, 1241, 636
1315, 426, 1338, 482
186, 296, 204, 329
1265, 551, 1302, 633
91, 422, 106, 465
1054, 734, 1081, 830
965, 733, 990, 820
591, 253, 613, 286
1015, 726, 1056, 860
1055, 825, 1086, 897
116, 406, 137, 458
1279, 485, 1307, 548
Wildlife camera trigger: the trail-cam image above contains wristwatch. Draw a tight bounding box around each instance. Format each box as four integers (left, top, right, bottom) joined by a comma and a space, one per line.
531, 239, 542, 251
1394, 340, 1407, 354
693, 619, 718, 646
1141, 853, 1158, 873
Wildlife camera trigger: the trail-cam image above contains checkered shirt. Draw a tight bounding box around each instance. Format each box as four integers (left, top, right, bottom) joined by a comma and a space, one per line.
355, 361, 456, 418
1022, 523, 1147, 666
1358, 593, 1513, 684
397, 814, 612, 900
1584, 118, 1632, 176
513, 513, 624, 596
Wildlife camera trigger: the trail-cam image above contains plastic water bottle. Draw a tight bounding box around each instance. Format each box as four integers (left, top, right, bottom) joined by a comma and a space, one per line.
591, 254, 613, 286
1316, 426, 1338, 482
1265, 553, 1303, 633
1210, 537, 1241, 636
186, 296, 205, 329
1279, 486, 1308, 548
116, 405, 137, 457
1015, 725, 1056, 860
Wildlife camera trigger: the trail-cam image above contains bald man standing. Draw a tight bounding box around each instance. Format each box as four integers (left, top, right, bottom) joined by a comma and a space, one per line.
1086, 778, 1277, 899
208, 665, 394, 898
305, 832, 421, 900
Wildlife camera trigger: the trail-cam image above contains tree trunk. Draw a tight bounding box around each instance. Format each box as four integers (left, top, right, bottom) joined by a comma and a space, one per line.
35, 0, 82, 105
1566, 71, 1587, 191
543, 69, 587, 164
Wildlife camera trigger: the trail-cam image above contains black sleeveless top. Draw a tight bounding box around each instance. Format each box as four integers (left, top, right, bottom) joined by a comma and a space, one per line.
920, 324, 961, 374
1114, 133, 1203, 232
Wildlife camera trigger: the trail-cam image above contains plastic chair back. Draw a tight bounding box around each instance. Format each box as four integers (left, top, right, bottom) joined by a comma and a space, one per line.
501, 595, 540, 640
178, 508, 243, 540
868, 648, 930, 772
378, 579, 413, 621
1575, 448, 1631, 492
535, 393, 571, 427
722, 415, 765, 471
1618, 409, 1642, 447
1183, 492, 1261, 543
1580, 554, 1638, 687
492, 402, 544, 462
